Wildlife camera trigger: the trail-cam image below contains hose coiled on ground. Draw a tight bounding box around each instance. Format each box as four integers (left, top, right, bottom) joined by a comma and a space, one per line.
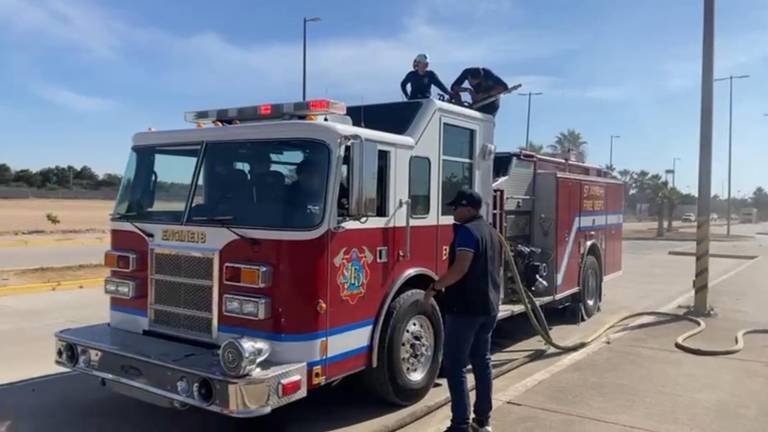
498, 231, 768, 356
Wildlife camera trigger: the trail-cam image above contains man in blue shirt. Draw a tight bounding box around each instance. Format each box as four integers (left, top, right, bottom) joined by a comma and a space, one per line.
424, 189, 501, 432
400, 53, 453, 100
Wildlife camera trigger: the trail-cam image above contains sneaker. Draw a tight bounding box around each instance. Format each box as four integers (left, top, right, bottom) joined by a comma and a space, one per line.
470, 419, 492, 432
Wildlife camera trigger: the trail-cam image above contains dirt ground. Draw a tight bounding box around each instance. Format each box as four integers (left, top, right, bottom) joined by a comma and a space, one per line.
0, 199, 113, 234
0, 264, 108, 287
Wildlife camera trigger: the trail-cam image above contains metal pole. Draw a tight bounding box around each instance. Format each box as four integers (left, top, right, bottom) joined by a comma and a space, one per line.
302, 18, 307, 101
524, 93, 532, 150
714, 74, 749, 235
519, 92, 542, 150
301, 17, 321, 101
609, 135, 620, 168
672, 157, 681, 188
610, 136, 613, 167
694, 0, 715, 315
727, 77, 732, 236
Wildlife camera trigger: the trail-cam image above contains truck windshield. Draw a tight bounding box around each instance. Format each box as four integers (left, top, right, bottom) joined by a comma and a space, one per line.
113, 140, 330, 230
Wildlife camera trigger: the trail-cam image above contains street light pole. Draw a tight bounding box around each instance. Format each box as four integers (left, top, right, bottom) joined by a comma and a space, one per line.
693, 0, 715, 316
519, 92, 542, 150
714, 74, 749, 236
672, 157, 681, 188
302, 16, 321, 101
609, 135, 620, 168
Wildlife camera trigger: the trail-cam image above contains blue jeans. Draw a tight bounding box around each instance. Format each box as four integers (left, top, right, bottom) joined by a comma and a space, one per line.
443, 313, 497, 431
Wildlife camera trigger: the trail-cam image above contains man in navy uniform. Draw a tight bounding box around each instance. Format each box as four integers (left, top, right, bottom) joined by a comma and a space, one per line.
425, 189, 501, 432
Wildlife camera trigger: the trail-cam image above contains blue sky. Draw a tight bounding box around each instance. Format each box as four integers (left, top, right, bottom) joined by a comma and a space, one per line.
0, 0, 766, 196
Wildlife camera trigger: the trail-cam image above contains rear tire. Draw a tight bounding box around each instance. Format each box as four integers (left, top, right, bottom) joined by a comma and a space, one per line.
365, 289, 443, 406
579, 255, 602, 319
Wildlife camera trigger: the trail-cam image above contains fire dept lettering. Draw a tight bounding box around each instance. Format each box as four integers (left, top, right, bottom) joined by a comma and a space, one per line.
161, 229, 207, 244
582, 185, 605, 212
333, 247, 373, 304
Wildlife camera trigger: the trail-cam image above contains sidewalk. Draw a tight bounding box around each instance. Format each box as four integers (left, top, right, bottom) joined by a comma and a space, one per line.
404, 242, 768, 431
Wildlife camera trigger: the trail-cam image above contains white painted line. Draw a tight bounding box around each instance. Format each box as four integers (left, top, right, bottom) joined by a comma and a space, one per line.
494, 256, 761, 402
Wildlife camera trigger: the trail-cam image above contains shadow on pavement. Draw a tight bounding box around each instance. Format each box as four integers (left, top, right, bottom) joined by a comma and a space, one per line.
0, 313, 563, 432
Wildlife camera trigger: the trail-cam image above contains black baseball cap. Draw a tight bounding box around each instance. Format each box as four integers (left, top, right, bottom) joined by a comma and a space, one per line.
446, 189, 482, 210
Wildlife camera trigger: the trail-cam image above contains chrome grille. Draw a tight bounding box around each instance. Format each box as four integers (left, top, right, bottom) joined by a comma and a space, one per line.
153, 279, 212, 313
149, 250, 215, 340
154, 254, 214, 280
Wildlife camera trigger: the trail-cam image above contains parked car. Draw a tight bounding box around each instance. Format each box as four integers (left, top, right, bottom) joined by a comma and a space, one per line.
710, 213, 718, 222
682, 213, 695, 223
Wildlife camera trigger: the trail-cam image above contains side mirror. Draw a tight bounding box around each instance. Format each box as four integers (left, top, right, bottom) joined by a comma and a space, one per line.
347, 135, 378, 218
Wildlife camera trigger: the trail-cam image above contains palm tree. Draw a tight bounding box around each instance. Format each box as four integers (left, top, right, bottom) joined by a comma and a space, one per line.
645, 174, 669, 237
547, 129, 588, 162
617, 169, 633, 183
519, 141, 545, 155
666, 187, 682, 231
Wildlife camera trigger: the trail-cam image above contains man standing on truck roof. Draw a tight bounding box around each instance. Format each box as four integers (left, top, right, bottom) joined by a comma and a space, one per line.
450, 67, 509, 117
400, 53, 453, 100
424, 189, 501, 432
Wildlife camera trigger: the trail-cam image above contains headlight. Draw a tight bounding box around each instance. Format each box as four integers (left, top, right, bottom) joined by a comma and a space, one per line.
222, 294, 271, 320
104, 277, 136, 299
219, 337, 270, 377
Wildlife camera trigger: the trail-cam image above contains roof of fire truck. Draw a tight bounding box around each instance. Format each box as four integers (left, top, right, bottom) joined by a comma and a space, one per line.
132, 98, 493, 147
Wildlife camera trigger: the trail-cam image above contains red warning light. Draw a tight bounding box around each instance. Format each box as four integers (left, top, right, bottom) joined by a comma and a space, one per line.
308, 99, 330, 111
259, 104, 273, 116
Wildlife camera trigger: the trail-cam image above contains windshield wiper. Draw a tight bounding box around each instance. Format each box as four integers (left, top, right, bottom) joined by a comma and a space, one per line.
112, 212, 155, 239
190, 216, 260, 245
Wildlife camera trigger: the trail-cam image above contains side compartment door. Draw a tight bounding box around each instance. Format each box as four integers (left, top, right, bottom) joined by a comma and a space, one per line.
555, 177, 582, 294
604, 183, 624, 276
579, 182, 608, 274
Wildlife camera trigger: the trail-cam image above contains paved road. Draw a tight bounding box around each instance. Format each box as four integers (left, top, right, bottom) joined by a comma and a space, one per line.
0, 232, 763, 432
0, 244, 105, 270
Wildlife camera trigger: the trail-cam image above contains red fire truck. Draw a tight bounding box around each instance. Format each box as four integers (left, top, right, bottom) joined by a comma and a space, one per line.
54, 98, 623, 416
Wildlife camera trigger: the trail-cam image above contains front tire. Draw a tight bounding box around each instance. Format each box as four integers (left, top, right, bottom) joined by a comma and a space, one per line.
579, 255, 602, 318
365, 289, 444, 406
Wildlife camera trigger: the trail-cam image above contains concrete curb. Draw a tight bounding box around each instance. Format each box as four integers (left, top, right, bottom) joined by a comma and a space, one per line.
624, 236, 751, 242
0, 278, 104, 297
667, 250, 758, 260
0, 238, 108, 248
1, 263, 103, 272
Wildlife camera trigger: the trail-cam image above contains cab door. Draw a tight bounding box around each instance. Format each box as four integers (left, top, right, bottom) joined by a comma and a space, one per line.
436, 117, 480, 273
326, 143, 397, 382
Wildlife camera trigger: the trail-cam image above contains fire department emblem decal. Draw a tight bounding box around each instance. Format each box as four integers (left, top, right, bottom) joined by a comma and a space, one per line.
334, 247, 374, 304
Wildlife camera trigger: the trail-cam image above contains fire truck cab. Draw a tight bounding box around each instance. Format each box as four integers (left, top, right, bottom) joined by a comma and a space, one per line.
54, 97, 622, 416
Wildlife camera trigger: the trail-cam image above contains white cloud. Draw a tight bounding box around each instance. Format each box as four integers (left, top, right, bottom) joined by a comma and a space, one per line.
0, 0, 123, 58
0, 0, 573, 104
33, 85, 116, 111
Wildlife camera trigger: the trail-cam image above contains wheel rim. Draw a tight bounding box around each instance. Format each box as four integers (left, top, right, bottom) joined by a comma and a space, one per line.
584, 266, 599, 307
399, 315, 435, 383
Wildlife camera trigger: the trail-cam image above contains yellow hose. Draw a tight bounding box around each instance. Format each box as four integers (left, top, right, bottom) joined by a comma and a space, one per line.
498, 231, 768, 356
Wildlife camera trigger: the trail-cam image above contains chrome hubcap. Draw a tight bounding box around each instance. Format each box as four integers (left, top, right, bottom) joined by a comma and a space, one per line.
399, 315, 434, 382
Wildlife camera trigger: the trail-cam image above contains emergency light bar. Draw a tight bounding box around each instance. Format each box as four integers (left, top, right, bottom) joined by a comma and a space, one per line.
184, 99, 346, 124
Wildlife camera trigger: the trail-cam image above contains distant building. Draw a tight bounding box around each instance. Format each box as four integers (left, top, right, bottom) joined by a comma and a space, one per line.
740, 207, 758, 224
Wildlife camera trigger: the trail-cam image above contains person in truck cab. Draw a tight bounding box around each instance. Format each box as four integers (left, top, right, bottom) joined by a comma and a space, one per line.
450, 67, 509, 116
287, 158, 325, 226
400, 53, 453, 100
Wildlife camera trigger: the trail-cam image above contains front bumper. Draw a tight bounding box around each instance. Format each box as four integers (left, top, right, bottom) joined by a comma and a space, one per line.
55, 324, 307, 417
